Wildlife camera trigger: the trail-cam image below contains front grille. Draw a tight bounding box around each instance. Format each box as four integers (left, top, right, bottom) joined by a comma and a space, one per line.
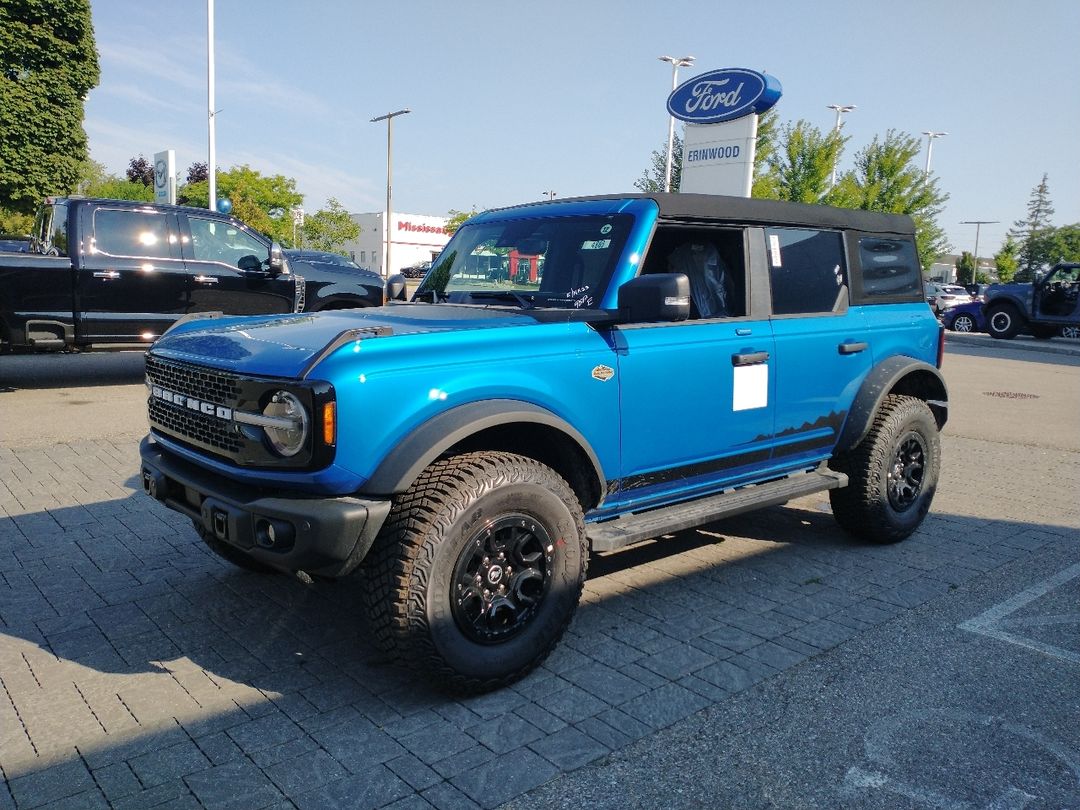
146, 356, 240, 403
146, 356, 245, 459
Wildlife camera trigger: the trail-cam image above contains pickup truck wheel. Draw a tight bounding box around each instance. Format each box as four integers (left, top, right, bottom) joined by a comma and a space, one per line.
192, 519, 276, 573
828, 395, 940, 544
986, 304, 1023, 339
362, 451, 587, 692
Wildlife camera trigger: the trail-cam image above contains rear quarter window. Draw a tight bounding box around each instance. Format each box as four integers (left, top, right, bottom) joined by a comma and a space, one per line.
852, 235, 922, 303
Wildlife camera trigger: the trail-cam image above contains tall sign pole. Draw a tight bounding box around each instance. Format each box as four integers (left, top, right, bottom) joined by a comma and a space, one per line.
960, 220, 999, 285
207, 0, 216, 210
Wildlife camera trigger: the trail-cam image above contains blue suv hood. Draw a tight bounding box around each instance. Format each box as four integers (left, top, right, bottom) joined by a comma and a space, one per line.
151, 304, 554, 378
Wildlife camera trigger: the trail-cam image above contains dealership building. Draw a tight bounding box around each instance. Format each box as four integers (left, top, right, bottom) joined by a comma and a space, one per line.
344, 212, 451, 276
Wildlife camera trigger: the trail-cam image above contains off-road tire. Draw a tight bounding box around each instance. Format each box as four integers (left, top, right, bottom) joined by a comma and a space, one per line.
828, 395, 940, 544
361, 451, 587, 692
986, 303, 1024, 340
192, 519, 276, 573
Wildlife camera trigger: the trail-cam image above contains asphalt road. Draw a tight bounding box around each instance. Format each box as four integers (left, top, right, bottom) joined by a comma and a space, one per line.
0, 336, 1078, 809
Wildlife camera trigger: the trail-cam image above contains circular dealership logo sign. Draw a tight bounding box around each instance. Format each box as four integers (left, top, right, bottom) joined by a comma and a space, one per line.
667, 68, 782, 124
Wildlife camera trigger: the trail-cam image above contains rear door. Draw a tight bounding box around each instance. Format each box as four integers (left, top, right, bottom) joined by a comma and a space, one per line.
179, 213, 295, 315
76, 206, 188, 343
763, 226, 872, 469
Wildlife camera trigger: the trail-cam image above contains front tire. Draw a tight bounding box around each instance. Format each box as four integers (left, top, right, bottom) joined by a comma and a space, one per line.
951, 313, 976, 333
828, 395, 940, 544
362, 451, 587, 692
986, 304, 1023, 339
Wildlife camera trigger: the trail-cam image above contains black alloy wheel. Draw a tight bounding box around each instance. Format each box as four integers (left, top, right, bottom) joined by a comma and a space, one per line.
887, 432, 926, 512
451, 515, 553, 643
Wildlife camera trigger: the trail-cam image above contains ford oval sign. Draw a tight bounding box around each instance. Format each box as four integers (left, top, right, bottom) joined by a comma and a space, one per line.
667, 68, 782, 124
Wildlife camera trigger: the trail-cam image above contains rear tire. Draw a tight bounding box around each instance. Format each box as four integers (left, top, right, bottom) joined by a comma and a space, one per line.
828, 395, 940, 544
361, 451, 587, 692
986, 304, 1023, 339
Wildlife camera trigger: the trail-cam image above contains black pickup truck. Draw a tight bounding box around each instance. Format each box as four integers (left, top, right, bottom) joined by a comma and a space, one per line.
0, 197, 386, 353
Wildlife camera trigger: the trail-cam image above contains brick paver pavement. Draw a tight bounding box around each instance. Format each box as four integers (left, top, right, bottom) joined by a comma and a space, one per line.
1, 431, 1077, 809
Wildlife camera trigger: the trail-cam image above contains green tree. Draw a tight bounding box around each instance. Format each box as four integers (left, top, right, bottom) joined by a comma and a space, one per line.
1040, 223, 1080, 265
0, 0, 100, 213
299, 197, 359, 253
756, 119, 845, 204
180, 165, 302, 243
1009, 173, 1055, 280
0, 207, 33, 235
994, 235, 1020, 283
838, 130, 950, 271
446, 207, 479, 235
955, 251, 976, 286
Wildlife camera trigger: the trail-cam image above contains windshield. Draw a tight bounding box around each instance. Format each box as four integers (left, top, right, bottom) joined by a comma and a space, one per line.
415, 214, 633, 309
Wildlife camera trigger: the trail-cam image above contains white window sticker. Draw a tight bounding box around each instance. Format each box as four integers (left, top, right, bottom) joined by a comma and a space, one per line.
733, 364, 769, 411
769, 234, 782, 268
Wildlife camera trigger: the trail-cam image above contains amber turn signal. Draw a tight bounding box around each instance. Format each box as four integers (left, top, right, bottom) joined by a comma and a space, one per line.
321, 401, 336, 446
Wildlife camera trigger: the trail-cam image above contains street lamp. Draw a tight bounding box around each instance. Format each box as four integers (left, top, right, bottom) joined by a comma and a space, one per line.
922, 131, 948, 177
659, 55, 695, 193
826, 104, 856, 187
960, 219, 999, 285
371, 108, 411, 277
206, 0, 216, 210
541, 190, 556, 200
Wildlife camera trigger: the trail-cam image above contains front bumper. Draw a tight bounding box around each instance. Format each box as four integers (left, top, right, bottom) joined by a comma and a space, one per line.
140, 436, 390, 578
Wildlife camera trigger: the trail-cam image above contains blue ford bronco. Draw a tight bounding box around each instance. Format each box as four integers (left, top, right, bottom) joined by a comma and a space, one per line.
139, 193, 947, 691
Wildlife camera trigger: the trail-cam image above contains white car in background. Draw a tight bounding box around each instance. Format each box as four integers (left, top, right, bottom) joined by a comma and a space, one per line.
925, 282, 974, 314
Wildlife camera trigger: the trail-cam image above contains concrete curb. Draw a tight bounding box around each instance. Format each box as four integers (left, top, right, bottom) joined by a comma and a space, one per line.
944, 330, 1080, 358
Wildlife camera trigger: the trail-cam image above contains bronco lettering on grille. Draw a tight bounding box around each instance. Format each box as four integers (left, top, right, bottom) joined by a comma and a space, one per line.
150, 385, 233, 421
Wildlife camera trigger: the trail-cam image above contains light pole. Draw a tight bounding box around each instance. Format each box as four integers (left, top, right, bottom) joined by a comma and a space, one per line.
371, 108, 411, 277
960, 220, 999, 285
206, 0, 216, 210
541, 190, 556, 200
826, 104, 856, 187
659, 55, 695, 193
922, 131, 948, 177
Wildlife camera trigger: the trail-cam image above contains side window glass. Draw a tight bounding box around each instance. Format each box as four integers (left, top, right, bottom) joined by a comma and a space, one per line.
51, 202, 69, 256
765, 228, 846, 315
188, 217, 267, 268
93, 209, 170, 258
857, 237, 920, 299
641, 227, 746, 320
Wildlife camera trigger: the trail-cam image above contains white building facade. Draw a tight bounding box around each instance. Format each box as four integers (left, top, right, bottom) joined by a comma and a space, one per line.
345, 212, 451, 277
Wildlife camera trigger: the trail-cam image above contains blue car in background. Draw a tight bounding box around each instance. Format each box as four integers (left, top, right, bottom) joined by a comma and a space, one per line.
940, 300, 986, 333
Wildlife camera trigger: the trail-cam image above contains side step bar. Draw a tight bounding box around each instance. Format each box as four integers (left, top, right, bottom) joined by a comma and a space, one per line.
587, 467, 847, 553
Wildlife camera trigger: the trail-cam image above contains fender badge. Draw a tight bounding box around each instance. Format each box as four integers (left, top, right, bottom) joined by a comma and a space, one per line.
591, 364, 615, 382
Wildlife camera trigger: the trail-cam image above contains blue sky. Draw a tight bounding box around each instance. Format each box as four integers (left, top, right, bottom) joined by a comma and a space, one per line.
84, 0, 1078, 256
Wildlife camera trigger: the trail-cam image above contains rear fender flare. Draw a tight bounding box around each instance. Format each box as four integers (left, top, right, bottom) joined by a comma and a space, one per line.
358, 399, 606, 498
835, 356, 948, 454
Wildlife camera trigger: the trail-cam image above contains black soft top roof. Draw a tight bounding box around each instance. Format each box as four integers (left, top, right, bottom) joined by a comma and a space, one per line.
498, 193, 916, 236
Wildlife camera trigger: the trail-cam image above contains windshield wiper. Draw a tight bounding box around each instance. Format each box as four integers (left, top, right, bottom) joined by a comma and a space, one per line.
466, 290, 536, 310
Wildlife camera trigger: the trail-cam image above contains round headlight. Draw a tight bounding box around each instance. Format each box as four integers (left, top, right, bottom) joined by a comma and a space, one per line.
262, 391, 308, 457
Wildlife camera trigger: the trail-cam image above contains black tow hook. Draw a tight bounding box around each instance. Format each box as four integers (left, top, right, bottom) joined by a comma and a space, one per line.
142, 468, 167, 501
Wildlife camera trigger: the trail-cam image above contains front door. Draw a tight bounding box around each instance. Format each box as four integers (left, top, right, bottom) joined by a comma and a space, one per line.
1033, 264, 1080, 323
179, 213, 295, 316
76, 206, 188, 343
605, 225, 776, 514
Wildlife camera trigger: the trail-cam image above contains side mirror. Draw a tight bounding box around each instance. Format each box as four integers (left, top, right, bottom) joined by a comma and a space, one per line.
385, 273, 408, 302
268, 242, 286, 276
617, 273, 690, 322
237, 254, 263, 273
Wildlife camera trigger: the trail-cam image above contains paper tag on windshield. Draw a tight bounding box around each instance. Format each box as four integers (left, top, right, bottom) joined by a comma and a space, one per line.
769, 234, 782, 268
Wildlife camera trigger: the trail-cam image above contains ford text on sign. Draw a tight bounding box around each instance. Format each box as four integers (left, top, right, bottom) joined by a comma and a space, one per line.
667, 68, 782, 125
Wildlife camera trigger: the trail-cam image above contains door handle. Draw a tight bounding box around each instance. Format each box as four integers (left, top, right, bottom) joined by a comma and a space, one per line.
838, 341, 869, 355
732, 351, 769, 366
193, 275, 219, 284
92, 270, 120, 280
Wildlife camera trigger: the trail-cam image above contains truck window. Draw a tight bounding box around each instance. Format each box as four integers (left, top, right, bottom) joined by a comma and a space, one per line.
765, 228, 847, 315
641, 226, 746, 319
93, 209, 171, 259
32, 202, 69, 256
187, 216, 267, 268
854, 236, 921, 302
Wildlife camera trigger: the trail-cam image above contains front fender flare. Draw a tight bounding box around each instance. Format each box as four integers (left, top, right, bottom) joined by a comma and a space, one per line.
835, 356, 948, 454
358, 399, 606, 497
